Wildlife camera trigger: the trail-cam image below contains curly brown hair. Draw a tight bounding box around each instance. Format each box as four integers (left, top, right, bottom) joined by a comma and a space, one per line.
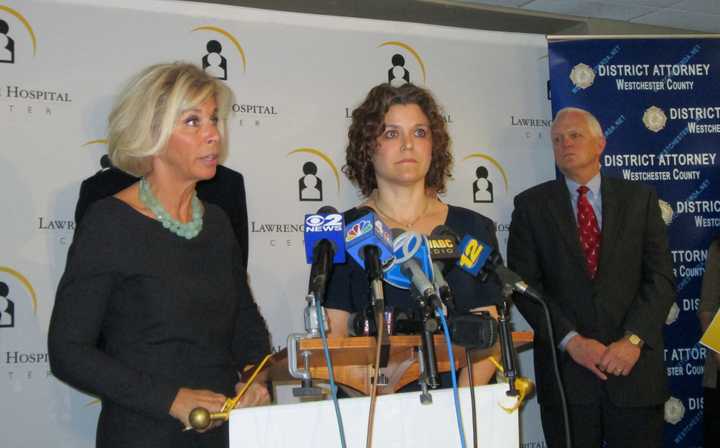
343, 83, 452, 197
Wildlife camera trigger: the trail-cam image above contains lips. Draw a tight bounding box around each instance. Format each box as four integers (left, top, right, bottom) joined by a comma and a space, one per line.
199, 154, 218, 164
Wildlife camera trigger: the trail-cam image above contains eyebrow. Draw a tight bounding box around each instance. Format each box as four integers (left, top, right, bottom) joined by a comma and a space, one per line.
384, 122, 430, 128
552, 127, 583, 134
182, 107, 218, 114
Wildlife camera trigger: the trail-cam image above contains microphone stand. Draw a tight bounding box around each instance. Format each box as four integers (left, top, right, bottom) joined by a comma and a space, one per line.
494, 268, 572, 448
421, 310, 440, 389
363, 246, 390, 365
497, 285, 518, 397
291, 237, 334, 399
290, 291, 325, 398
415, 288, 440, 391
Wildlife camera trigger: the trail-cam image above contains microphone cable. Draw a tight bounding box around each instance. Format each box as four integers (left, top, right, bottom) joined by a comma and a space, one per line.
537, 297, 571, 448
465, 350, 478, 448
365, 309, 385, 448
511, 281, 571, 448
315, 301, 348, 448
436, 307, 467, 448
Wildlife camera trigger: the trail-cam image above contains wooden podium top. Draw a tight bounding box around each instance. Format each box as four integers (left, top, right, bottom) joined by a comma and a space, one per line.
269, 331, 533, 395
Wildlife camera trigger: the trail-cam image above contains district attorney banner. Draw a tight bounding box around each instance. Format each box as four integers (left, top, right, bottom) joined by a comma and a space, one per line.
548, 36, 720, 448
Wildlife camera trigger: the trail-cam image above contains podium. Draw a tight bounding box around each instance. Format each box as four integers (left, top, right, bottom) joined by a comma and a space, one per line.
229, 383, 519, 447
226, 332, 533, 447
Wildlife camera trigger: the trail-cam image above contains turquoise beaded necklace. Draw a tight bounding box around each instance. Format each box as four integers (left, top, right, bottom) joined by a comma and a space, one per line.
138, 177, 203, 239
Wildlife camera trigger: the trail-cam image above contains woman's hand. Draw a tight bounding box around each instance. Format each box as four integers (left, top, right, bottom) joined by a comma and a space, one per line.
169, 387, 228, 430
233, 381, 271, 408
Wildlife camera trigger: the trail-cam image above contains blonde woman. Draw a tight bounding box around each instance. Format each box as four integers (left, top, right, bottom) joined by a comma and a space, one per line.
49, 63, 270, 447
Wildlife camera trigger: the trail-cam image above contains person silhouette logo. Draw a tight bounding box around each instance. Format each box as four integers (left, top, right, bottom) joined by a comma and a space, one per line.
299, 161, 323, 202
0, 281, 15, 328
202, 40, 227, 80
388, 54, 410, 87
0, 19, 15, 64
472, 166, 494, 203
98, 154, 112, 172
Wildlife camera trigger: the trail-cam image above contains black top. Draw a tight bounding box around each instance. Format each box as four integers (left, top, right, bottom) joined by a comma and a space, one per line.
74, 165, 250, 269
324, 205, 503, 318
49, 198, 271, 448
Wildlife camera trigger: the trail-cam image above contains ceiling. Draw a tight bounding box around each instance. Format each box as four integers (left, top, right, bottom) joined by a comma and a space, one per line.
456, 0, 720, 33
181, 0, 719, 35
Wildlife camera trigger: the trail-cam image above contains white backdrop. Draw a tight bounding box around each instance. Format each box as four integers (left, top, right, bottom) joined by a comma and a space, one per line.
0, 0, 555, 446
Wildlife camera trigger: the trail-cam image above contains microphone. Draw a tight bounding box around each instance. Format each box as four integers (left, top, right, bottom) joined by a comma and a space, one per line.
344, 208, 393, 312
347, 308, 376, 336
389, 229, 441, 388
344, 208, 394, 271
427, 226, 498, 349
428, 225, 461, 310
394, 230, 441, 307
427, 226, 461, 263
303, 206, 346, 305
444, 228, 529, 397
295, 206, 346, 398
455, 233, 544, 301
344, 208, 393, 365
383, 229, 435, 292
456, 234, 498, 282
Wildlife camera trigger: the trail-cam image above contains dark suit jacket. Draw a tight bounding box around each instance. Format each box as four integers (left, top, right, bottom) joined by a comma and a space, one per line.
74, 165, 249, 268
507, 175, 675, 407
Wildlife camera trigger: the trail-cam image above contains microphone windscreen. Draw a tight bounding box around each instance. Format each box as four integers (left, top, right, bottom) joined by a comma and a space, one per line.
343, 206, 372, 223
344, 210, 394, 271
317, 205, 339, 214
384, 230, 433, 290
456, 235, 494, 277
303, 208, 346, 264
430, 224, 461, 243
427, 226, 460, 262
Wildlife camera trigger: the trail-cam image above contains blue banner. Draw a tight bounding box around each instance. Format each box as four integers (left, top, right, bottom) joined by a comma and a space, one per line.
548, 37, 720, 447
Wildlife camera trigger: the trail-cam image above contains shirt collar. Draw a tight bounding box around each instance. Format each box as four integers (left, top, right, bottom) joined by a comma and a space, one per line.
566, 172, 601, 198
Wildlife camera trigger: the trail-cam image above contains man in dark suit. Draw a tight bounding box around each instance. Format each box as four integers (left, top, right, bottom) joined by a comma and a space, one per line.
508, 107, 675, 447
75, 157, 250, 268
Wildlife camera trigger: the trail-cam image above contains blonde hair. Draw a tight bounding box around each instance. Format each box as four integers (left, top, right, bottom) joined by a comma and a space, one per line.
108, 62, 234, 176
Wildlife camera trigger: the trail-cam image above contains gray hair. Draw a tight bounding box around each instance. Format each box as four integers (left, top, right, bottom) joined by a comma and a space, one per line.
553, 107, 604, 139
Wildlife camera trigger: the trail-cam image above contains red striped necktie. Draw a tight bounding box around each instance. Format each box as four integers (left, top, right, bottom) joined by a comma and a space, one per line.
577, 185, 601, 279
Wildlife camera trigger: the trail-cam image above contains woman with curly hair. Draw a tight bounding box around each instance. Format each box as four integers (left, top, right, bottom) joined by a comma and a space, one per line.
324, 83, 502, 386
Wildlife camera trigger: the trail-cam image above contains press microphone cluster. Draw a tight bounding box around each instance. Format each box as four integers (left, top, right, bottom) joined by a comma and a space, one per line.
303, 205, 539, 306
344, 221, 499, 348
302, 207, 511, 351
